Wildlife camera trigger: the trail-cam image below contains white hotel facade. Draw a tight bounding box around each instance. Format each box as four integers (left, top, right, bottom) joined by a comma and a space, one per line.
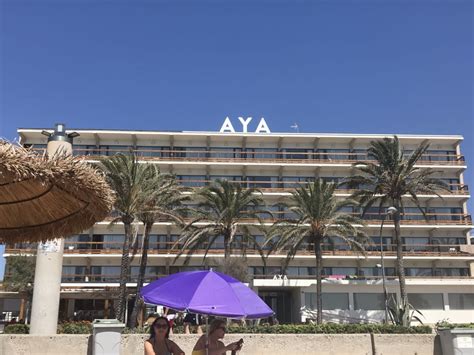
3, 124, 474, 324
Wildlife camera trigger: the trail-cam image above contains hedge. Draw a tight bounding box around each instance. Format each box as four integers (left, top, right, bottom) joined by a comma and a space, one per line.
4, 324, 30, 334
125, 323, 432, 334
57, 321, 92, 334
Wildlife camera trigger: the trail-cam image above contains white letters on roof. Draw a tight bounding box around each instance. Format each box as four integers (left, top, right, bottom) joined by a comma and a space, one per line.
219, 117, 271, 134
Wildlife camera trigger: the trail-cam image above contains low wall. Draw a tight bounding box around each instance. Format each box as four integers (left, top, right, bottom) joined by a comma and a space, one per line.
0, 333, 441, 355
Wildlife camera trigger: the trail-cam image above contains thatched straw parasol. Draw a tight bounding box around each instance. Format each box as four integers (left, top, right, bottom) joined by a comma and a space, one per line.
0, 140, 115, 243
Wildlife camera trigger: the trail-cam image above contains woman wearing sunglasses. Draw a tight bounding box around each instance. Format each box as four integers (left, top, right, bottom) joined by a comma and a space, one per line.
192, 319, 243, 355
145, 316, 185, 355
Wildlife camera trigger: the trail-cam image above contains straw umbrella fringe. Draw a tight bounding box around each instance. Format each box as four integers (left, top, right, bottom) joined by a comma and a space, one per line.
0, 141, 115, 243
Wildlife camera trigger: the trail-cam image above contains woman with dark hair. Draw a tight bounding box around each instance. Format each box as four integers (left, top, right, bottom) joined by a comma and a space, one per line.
145, 316, 185, 355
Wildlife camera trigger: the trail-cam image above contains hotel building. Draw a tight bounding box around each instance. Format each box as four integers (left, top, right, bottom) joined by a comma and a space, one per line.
2, 125, 474, 324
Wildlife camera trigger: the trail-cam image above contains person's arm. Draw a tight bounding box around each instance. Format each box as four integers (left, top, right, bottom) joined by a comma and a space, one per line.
169, 340, 185, 355
145, 340, 156, 355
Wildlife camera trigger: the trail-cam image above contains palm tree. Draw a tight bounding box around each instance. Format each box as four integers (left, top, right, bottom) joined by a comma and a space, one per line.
99, 153, 160, 322
345, 136, 449, 305
128, 174, 188, 328
266, 179, 367, 324
176, 179, 270, 263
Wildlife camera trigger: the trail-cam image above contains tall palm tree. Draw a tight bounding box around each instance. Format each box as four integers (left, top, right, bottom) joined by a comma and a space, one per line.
128, 175, 188, 328
99, 153, 160, 322
345, 136, 449, 304
266, 179, 367, 324
176, 179, 270, 263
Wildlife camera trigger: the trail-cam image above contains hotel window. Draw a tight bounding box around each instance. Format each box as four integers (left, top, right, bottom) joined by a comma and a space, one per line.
210, 175, 243, 183
136, 146, 170, 158
434, 268, 469, 277
408, 293, 444, 309
99, 145, 131, 156
174, 147, 207, 159
281, 176, 314, 188
281, 148, 312, 160
449, 294, 474, 309
305, 293, 350, 310
431, 237, 466, 253
317, 148, 351, 161
327, 267, 357, 276
149, 235, 168, 250
246, 176, 279, 189
367, 236, 393, 251
176, 175, 206, 187
90, 266, 121, 282
403, 237, 430, 252
425, 150, 458, 162
405, 268, 433, 277
62, 266, 87, 282
354, 293, 396, 310
102, 235, 124, 250
440, 178, 462, 191
208, 147, 243, 159
244, 148, 278, 159
74, 145, 98, 156
130, 266, 166, 282
358, 267, 395, 277
65, 234, 91, 250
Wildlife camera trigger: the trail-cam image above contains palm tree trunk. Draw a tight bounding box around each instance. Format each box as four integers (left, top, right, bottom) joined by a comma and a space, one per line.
314, 238, 323, 324
224, 233, 230, 260
393, 206, 408, 304
129, 222, 152, 328
116, 219, 133, 322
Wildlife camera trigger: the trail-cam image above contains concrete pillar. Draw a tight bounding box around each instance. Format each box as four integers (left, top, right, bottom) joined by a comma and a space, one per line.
30, 123, 78, 335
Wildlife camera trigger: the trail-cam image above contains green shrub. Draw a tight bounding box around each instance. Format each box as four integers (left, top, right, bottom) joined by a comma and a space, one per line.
223, 324, 432, 334
57, 321, 92, 334
4, 323, 30, 334
436, 321, 474, 330
123, 323, 432, 335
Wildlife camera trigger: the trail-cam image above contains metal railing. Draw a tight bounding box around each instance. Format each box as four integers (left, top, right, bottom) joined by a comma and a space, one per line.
29, 147, 466, 166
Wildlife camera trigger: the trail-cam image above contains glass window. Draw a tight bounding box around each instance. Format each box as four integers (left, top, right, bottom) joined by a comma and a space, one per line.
434, 268, 469, 277
330, 267, 357, 276
403, 237, 429, 251
317, 149, 351, 161
244, 148, 278, 159
208, 147, 242, 159
102, 235, 124, 249
281, 148, 312, 160
176, 175, 206, 187
305, 292, 349, 310
408, 293, 444, 309
136, 146, 170, 158
406, 268, 433, 277
449, 294, 474, 310
354, 293, 385, 310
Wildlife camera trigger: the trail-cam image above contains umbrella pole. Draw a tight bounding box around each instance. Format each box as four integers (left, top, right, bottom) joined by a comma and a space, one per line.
205, 315, 209, 355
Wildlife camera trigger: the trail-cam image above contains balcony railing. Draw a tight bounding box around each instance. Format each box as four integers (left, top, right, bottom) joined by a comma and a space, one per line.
6, 242, 469, 257
102, 211, 472, 225
57, 273, 472, 283
30, 147, 466, 166
175, 179, 469, 195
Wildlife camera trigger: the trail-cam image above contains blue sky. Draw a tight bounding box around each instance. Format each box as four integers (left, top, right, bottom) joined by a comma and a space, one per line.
0, 0, 472, 278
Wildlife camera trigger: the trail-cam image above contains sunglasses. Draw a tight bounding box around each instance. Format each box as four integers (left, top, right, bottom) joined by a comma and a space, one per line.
154, 323, 168, 329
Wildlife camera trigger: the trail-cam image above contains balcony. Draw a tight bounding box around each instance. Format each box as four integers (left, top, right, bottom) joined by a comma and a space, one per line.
30, 147, 466, 166
6, 241, 471, 258
174, 179, 469, 196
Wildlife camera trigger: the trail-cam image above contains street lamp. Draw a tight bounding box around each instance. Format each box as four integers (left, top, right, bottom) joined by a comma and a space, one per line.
379, 206, 397, 324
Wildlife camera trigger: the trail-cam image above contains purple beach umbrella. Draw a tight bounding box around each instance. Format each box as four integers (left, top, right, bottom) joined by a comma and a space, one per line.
140, 270, 273, 319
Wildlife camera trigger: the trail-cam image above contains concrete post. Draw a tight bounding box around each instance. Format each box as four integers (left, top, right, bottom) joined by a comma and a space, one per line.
30, 123, 78, 335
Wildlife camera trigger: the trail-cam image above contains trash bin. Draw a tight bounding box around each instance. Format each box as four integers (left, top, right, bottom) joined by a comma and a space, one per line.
438, 328, 474, 355
92, 319, 125, 355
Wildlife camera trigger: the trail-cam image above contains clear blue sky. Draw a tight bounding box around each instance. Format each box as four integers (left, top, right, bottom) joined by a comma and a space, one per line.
0, 0, 473, 278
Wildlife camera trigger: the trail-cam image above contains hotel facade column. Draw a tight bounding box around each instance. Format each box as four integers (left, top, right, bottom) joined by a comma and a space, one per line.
30, 123, 78, 335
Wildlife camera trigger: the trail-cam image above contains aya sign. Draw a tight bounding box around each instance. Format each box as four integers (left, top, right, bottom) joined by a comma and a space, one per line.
219, 117, 271, 133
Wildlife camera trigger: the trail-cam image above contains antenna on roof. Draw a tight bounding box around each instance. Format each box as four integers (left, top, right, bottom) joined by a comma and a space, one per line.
290, 123, 299, 133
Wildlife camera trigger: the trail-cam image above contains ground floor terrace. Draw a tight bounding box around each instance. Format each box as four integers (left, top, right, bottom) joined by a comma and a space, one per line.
1, 276, 473, 326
